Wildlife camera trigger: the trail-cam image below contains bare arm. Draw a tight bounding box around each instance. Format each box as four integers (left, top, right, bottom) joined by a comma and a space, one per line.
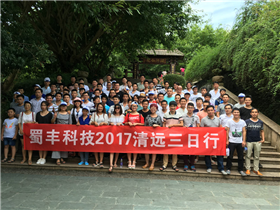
226, 127, 229, 146
14, 125, 19, 139
242, 126, 246, 147
1, 125, 4, 140
260, 130, 265, 143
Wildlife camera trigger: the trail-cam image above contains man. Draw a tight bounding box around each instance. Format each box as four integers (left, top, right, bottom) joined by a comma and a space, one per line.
83, 92, 95, 114
67, 76, 76, 90
173, 82, 179, 94
245, 108, 264, 176
190, 86, 202, 107
98, 78, 105, 88
30, 84, 46, 100
114, 82, 124, 103
209, 81, 220, 106
164, 88, 175, 105
204, 93, 214, 106
156, 100, 168, 120
101, 95, 110, 114
225, 108, 247, 176
200, 105, 227, 175
127, 80, 133, 92
56, 75, 63, 91
177, 98, 188, 116
71, 89, 79, 99
137, 75, 145, 91
108, 96, 124, 117
30, 88, 46, 114
79, 79, 89, 92
103, 74, 112, 90
240, 96, 253, 120
234, 93, 246, 109
148, 91, 156, 105
89, 80, 98, 98
197, 101, 210, 121
201, 87, 208, 98
42, 77, 51, 95
92, 96, 101, 113
79, 88, 85, 99
160, 101, 183, 172
45, 94, 58, 113
219, 104, 233, 127
160, 81, 170, 96
103, 82, 112, 96
14, 95, 25, 118
216, 94, 232, 117
63, 94, 74, 112
129, 83, 140, 98
184, 92, 192, 104
50, 84, 57, 99
97, 83, 107, 98
120, 93, 130, 112
185, 82, 193, 95
17, 87, 29, 102
119, 77, 128, 91
140, 80, 149, 94
182, 103, 200, 172
10, 92, 20, 108
148, 81, 157, 93
215, 88, 226, 110
176, 85, 184, 97
153, 77, 162, 91
193, 98, 204, 114
138, 100, 151, 121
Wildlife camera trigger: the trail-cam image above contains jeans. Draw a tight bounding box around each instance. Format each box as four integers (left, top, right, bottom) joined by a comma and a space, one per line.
183, 155, 195, 167
205, 155, 224, 171
226, 142, 244, 171
80, 152, 89, 162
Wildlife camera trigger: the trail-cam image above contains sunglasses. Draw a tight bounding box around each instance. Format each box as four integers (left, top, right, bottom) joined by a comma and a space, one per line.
115, 107, 120, 109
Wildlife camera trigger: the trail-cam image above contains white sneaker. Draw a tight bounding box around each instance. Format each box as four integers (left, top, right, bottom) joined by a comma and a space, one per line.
221, 170, 227, 175
207, 169, 212, 173
40, 158, 46, 164
36, 158, 42, 164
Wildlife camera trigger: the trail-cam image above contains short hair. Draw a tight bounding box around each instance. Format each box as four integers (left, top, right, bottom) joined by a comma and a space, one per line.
79, 78, 84, 82
97, 83, 103, 87
196, 97, 203, 102
161, 100, 168, 104
92, 96, 100, 101
123, 93, 129, 97
203, 101, 210, 105
127, 80, 131, 83
63, 93, 70, 98
114, 82, 120, 85
232, 108, 240, 113
175, 94, 181, 98
180, 97, 187, 102
92, 79, 97, 83
140, 74, 145, 78
71, 75, 76, 78
158, 93, 164, 97
82, 92, 89, 96
186, 82, 192, 86
40, 101, 48, 107
133, 95, 139, 100
94, 89, 100, 93
225, 104, 233, 109
245, 95, 252, 100
164, 81, 169, 84
174, 82, 179, 86
79, 88, 85, 92
101, 95, 108, 100
157, 72, 162, 77
35, 88, 43, 93
213, 81, 219, 85
167, 87, 173, 91
8, 108, 15, 112
149, 81, 154, 85
113, 95, 120, 100
223, 93, 229, 98
71, 89, 77, 93
206, 105, 215, 110
204, 93, 211, 98
74, 82, 79, 85
57, 74, 62, 77
251, 108, 259, 113
79, 83, 84, 86
187, 103, 194, 107
45, 93, 53, 98
50, 83, 56, 87
55, 92, 62, 97
201, 87, 207, 91
142, 99, 149, 104
133, 83, 138, 86
16, 95, 24, 99
122, 76, 127, 80
220, 88, 226, 92
144, 80, 149, 84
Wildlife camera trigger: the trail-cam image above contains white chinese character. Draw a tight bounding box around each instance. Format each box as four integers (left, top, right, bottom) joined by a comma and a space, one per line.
80, 130, 95, 146
203, 133, 219, 149
29, 129, 43, 145
63, 130, 78, 145
188, 134, 199, 148
150, 133, 165, 147
168, 134, 183, 147
133, 131, 148, 147
45, 129, 60, 145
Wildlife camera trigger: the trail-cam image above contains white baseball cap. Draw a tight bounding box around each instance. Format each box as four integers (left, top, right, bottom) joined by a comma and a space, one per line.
44, 77, 51, 82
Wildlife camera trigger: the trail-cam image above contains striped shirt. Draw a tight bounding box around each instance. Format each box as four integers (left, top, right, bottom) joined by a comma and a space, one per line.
163, 111, 183, 127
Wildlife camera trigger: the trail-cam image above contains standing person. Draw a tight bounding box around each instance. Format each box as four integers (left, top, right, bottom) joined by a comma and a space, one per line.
50, 84, 57, 99
190, 86, 202, 107
197, 101, 210, 121
101, 95, 110, 114
215, 88, 226, 110
56, 75, 63, 91
159, 101, 183, 172
30, 88, 46, 114
129, 83, 140, 97
127, 80, 133, 92
177, 98, 188, 116
157, 100, 168, 120
45, 94, 58, 113
30, 85, 46, 100
14, 95, 25, 118
185, 82, 193, 95
77, 107, 91, 166
148, 91, 157, 105
142, 104, 162, 171
156, 93, 165, 110
120, 93, 130, 112
219, 104, 233, 127
138, 100, 151, 121
203, 93, 215, 106
209, 81, 220, 106
201, 87, 208, 98
51, 102, 71, 165
184, 92, 192, 104
200, 105, 227, 175
67, 76, 76, 90
123, 102, 145, 169
157, 72, 164, 87
174, 94, 181, 109
225, 108, 247, 176
245, 108, 264, 176
153, 77, 162, 91
54, 93, 62, 107
35, 101, 53, 165
82, 92, 94, 114
140, 80, 150, 94
18, 101, 36, 165
234, 93, 246, 109
103, 82, 112, 96
176, 85, 184, 97
182, 103, 200, 172
193, 98, 204, 114
108, 104, 125, 172
216, 94, 232, 117
78, 79, 89, 92
17, 87, 29, 102
108, 96, 124, 117
63, 94, 74, 112
173, 82, 179, 94
137, 75, 145, 91
119, 77, 128, 91
107, 89, 116, 107
90, 103, 108, 168
103, 75, 112, 90
164, 88, 175, 105
1, 108, 18, 163
114, 82, 124, 103
89, 80, 98, 98
42, 77, 51, 95
159, 81, 170, 95
70, 98, 83, 125
240, 96, 254, 120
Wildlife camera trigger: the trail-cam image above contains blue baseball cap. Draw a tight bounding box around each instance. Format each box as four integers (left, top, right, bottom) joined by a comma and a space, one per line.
59, 102, 67, 106
238, 93, 245, 98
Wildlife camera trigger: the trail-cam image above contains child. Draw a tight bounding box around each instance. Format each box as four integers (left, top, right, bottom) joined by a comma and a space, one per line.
77, 107, 91, 166
1, 108, 19, 163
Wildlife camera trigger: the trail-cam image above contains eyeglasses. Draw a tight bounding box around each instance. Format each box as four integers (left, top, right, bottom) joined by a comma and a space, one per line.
115, 107, 120, 109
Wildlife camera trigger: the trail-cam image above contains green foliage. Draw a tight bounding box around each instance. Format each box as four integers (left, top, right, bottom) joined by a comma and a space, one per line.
163, 74, 186, 88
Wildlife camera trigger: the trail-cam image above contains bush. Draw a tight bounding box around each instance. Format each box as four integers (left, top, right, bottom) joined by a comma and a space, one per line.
163, 74, 186, 88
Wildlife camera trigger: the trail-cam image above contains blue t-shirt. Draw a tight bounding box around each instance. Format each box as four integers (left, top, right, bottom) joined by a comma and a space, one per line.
79, 115, 90, 125
106, 99, 114, 107
105, 104, 110, 114
245, 119, 264, 142
215, 97, 223, 106
164, 95, 175, 105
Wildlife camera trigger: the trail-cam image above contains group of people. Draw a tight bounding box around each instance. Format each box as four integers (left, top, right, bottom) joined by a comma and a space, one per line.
2, 73, 264, 176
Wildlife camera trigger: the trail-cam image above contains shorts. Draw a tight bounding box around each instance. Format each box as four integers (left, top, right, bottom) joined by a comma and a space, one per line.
3, 138, 16, 146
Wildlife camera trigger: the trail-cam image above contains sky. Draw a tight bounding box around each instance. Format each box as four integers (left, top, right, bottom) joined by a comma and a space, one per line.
190, 0, 246, 29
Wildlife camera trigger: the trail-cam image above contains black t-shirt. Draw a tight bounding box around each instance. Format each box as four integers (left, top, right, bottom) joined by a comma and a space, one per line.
245, 119, 263, 142
36, 112, 53, 124
115, 91, 124, 103
138, 110, 151, 121
240, 107, 253, 120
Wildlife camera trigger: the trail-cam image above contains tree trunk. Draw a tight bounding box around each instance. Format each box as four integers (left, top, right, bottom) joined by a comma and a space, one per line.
1, 69, 20, 92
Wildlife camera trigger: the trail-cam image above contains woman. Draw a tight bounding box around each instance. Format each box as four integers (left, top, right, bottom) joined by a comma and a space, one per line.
35, 101, 53, 165
90, 103, 108, 168
108, 104, 125, 172
106, 89, 115, 107
70, 97, 83, 125
18, 101, 36, 165
123, 102, 144, 169
77, 107, 91, 166
142, 104, 162, 170
133, 95, 139, 103
51, 102, 71, 165
129, 83, 140, 98
175, 94, 181, 110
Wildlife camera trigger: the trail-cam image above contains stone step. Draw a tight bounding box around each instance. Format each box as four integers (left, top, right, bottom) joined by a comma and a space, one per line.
262, 141, 272, 146
260, 146, 277, 152
260, 151, 280, 158
2, 160, 279, 181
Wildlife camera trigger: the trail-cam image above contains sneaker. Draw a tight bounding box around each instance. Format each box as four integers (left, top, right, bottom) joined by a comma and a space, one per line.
191, 165, 196, 172
221, 170, 227, 175
85, 162, 89, 166
239, 171, 247, 176
226, 170, 231, 175
78, 161, 84, 165
207, 169, 212, 173
253, 170, 263, 176
40, 159, 46, 164
246, 170, 250, 176
183, 165, 188, 171
36, 158, 42, 164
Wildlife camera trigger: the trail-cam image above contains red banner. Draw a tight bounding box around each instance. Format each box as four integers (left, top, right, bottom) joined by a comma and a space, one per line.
23, 124, 226, 155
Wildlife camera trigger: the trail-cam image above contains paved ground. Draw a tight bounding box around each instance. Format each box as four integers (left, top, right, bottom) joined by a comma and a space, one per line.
1, 168, 279, 210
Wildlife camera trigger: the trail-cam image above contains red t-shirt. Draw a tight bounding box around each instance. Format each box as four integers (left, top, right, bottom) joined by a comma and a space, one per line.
123, 113, 144, 124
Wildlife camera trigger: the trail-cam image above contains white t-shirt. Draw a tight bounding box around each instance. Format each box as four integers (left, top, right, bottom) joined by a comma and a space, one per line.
156, 109, 169, 121
226, 119, 246, 143
3, 118, 18, 138
90, 113, 108, 125
190, 93, 202, 107
177, 107, 188, 116
108, 105, 125, 115
18, 112, 36, 135
70, 108, 83, 123
83, 101, 95, 113
209, 89, 220, 105
108, 114, 125, 125
129, 90, 140, 97
219, 114, 233, 127
42, 86, 51, 95
30, 97, 46, 114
